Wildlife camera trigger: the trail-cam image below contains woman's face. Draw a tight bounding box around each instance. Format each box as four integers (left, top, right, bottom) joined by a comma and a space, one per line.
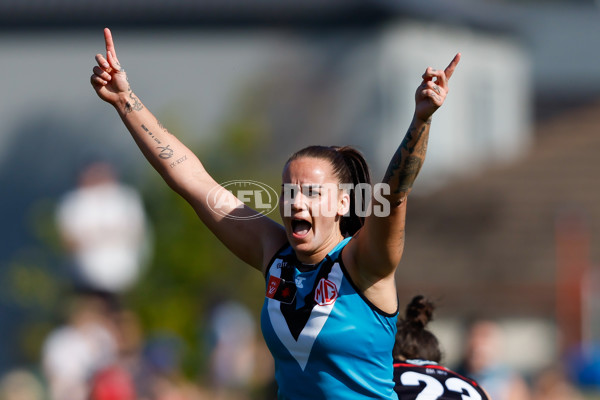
280, 157, 350, 264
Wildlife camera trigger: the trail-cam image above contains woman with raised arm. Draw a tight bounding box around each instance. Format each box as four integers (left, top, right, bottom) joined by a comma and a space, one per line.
90, 28, 460, 400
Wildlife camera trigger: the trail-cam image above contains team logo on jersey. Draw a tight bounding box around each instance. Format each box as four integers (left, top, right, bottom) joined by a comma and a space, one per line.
267, 276, 281, 297
266, 275, 296, 304
276, 261, 288, 269
314, 278, 337, 306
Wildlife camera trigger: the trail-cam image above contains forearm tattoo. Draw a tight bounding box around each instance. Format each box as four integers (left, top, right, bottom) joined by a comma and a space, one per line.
395, 156, 423, 192
169, 154, 188, 168
383, 118, 431, 196
124, 92, 143, 113
157, 144, 174, 159
124, 75, 144, 114
141, 124, 162, 144
140, 124, 186, 168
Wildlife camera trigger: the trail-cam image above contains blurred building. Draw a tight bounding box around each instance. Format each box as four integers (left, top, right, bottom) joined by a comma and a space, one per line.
399, 99, 600, 378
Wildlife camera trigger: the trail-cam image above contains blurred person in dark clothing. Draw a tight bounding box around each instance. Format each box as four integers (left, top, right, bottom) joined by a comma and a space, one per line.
393, 295, 491, 400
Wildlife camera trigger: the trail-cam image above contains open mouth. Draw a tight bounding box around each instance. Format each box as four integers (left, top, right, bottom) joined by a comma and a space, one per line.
291, 218, 312, 237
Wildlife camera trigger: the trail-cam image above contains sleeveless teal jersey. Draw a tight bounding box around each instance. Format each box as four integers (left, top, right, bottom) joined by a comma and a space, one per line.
261, 237, 399, 399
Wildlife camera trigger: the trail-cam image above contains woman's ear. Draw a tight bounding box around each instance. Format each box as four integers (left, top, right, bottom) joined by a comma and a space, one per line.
338, 191, 351, 217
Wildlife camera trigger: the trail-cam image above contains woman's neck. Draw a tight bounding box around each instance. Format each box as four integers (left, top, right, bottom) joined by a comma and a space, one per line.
295, 232, 345, 265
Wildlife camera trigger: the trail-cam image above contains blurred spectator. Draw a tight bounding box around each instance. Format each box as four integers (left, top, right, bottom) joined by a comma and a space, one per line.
89, 308, 144, 400
147, 373, 206, 400
456, 319, 531, 400
55, 160, 150, 296
140, 333, 206, 400
41, 293, 118, 400
565, 341, 600, 390
0, 369, 45, 400
207, 300, 256, 400
531, 365, 585, 400
90, 364, 136, 400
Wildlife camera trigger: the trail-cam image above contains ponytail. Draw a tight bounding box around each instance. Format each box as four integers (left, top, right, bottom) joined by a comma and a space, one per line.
285, 145, 371, 237
405, 294, 434, 329
336, 146, 371, 237
393, 295, 442, 362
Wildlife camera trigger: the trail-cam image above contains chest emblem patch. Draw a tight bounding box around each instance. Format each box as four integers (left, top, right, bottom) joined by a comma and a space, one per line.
267, 276, 281, 297
314, 278, 338, 306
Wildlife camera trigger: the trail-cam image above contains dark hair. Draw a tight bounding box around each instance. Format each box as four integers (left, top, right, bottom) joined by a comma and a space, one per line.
285, 145, 371, 237
393, 295, 442, 363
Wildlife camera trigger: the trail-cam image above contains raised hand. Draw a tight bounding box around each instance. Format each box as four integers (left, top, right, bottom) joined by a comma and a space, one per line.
414, 53, 461, 122
90, 28, 131, 106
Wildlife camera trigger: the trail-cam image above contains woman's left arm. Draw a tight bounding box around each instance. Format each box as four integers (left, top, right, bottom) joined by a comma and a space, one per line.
347, 54, 461, 285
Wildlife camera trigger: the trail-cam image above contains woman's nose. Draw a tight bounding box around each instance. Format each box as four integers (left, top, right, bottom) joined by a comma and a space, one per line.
291, 190, 305, 210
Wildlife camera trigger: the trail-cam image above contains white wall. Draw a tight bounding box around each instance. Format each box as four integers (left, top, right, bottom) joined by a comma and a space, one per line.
0, 30, 281, 168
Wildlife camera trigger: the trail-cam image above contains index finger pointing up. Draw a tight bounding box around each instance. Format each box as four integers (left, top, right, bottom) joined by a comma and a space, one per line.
444, 53, 461, 81
104, 28, 117, 58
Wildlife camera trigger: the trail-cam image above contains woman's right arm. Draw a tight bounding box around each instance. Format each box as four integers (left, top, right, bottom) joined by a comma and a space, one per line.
90, 28, 286, 272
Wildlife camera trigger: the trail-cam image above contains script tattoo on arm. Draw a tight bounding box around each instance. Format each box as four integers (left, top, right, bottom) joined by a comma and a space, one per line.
139, 124, 184, 167
169, 154, 188, 168
141, 124, 162, 144
157, 144, 174, 159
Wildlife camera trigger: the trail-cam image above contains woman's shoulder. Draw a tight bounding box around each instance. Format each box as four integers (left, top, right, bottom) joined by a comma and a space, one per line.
329, 237, 352, 260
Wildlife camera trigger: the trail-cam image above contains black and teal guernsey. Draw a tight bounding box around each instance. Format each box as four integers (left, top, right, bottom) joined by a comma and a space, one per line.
261, 237, 399, 400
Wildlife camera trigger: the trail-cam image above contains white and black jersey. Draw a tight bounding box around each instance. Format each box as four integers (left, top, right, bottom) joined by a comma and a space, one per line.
394, 360, 490, 400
